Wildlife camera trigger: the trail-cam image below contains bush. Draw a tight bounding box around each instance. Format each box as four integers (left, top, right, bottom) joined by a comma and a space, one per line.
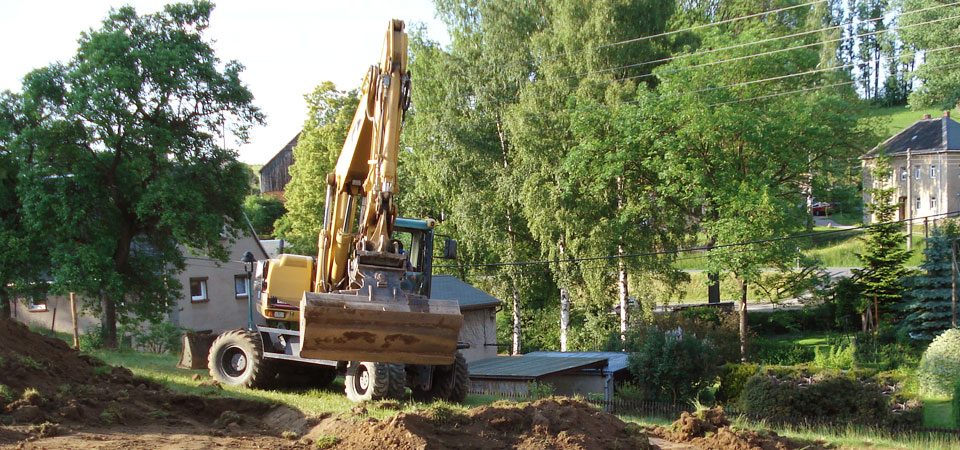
918, 328, 960, 397
751, 338, 814, 365
813, 343, 856, 370
121, 321, 189, 354
748, 306, 836, 336
79, 324, 106, 351
739, 373, 890, 423
716, 363, 759, 405
638, 308, 740, 364
625, 325, 721, 403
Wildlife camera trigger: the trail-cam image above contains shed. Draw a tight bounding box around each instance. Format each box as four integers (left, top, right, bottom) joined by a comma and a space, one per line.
259, 133, 299, 199
430, 275, 501, 362
469, 351, 635, 401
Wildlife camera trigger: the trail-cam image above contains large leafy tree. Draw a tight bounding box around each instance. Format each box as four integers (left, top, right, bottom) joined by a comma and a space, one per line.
12, 1, 262, 346
898, 0, 960, 109
274, 82, 358, 255
900, 224, 957, 340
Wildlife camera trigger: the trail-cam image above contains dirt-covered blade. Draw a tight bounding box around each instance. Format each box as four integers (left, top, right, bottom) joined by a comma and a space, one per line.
298, 290, 463, 365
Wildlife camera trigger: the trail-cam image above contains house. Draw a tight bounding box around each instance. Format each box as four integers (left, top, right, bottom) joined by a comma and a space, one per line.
430, 274, 502, 362
11, 222, 269, 336
259, 133, 299, 199
861, 110, 960, 224
467, 351, 634, 402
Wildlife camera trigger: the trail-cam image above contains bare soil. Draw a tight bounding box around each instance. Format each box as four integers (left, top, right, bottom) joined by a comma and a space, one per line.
649, 407, 832, 450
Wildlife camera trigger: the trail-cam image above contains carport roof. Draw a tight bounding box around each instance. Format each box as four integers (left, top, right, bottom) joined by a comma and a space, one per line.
468, 355, 608, 380
526, 351, 631, 374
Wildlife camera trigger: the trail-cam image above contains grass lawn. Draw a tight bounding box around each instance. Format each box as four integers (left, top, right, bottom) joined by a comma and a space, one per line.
862, 105, 946, 137
923, 397, 954, 429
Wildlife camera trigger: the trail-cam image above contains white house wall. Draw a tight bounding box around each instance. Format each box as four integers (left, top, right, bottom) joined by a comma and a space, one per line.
459, 307, 498, 362
862, 153, 960, 223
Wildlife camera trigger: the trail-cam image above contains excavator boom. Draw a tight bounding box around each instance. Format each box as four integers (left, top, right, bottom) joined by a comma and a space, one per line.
297, 20, 462, 365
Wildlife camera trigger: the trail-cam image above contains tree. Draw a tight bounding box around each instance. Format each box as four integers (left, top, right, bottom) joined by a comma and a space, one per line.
274, 82, 358, 255
900, 224, 957, 340
898, 0, 960, 109
855, 157, 911, 333
243, 194, 286, 238
13, 2, 262, 346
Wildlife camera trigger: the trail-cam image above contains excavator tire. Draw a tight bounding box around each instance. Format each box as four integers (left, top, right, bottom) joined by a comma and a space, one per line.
388, 364, 406, 398
410, 352, 468, 403
208, 329, 274, 389
345, 361, 397, 402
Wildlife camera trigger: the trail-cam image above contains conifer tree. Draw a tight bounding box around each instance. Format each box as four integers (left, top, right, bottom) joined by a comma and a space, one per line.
901, 225, 957, 340
855, 157, 911, 332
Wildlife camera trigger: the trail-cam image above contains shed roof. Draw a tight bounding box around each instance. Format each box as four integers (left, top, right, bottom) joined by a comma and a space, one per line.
863, 114, 960, 159
526, 351, 631, 374
430, 275, 501, 311
468, 355, 608, 380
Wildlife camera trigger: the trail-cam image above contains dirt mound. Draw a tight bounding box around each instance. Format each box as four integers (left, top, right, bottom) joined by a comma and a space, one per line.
303, 397, 652, 450
651, 408, 830, 450
0, 320, 273, 445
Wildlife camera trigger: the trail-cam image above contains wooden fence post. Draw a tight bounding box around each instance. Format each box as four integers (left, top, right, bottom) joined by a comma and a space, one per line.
69, 292, 79, 350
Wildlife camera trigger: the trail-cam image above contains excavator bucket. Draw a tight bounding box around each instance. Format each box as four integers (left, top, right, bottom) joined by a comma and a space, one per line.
298, 290, 463, 365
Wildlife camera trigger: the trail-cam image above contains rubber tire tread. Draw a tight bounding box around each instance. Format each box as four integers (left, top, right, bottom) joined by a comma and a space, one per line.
207, 329, 274, 389
388, 364, 406, 399
345, 361, 392, 402
447, 353, 469, 403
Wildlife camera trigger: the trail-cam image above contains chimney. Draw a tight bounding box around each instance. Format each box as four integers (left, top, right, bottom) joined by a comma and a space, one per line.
923, 113, 932, 119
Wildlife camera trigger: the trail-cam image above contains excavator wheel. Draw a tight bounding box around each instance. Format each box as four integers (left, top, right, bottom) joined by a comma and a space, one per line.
208, 329, 274, 389
411, 352, 468, 403
388, 364, 406, 398
345, 361, 402, 402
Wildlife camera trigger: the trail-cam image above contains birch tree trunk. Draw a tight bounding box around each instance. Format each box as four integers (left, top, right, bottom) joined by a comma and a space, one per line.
512, 284, 522, 355
559, 240, 569, 351
739, 278, 748, 362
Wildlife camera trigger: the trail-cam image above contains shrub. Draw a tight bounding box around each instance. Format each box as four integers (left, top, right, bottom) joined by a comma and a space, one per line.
715, 363, 759, 405
917, 328, 960, 397
626, 325, 721, 403
739, 373, 890, 423
748, 306, 836, 336
638, 308, 740, 364
953, 380, 960, 429
813, 343, 856, 370
121, 321, 189, 354
615, 381, 644, 403
79, 324, 106, 351
751, 338, 814, 365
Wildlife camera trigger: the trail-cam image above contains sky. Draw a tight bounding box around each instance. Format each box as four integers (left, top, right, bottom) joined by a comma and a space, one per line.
0, 0, 450, 165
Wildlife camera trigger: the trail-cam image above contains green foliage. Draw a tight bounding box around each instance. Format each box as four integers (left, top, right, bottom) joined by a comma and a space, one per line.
751, 338, 816, 365
715, 363, 759, 405
918, 328, 960, 397
9, 1, 261, 345
900, 225, 958, 341
899, 0, 960, 109
243, 195, 286, 239
274, 82, 358, 255
855, 157, 911, 331
527, 381, 555, 399
0, 384, 14, 403
17, 355, 42, 370
80, 324, 107, 351
739, 373, 890, 423
631, 309, 741, 364
121, 321, 188, 354
814, 343, 857, 370
625, 325, 721, 403
314, 435, 341, 449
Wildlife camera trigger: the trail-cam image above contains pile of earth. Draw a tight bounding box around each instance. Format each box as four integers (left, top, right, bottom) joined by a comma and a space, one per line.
300, 397, 653, 450
0, 320, 293, 447
649, 407, 831, 450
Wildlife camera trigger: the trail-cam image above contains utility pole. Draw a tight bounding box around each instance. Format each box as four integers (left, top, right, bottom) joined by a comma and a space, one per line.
906, 148, 913, 249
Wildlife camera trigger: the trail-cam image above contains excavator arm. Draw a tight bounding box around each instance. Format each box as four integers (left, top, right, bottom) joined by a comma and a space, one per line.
318, 19, 411, 292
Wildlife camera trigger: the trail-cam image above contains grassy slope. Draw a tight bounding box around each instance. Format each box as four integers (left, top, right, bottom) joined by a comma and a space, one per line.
862, 105, 947, 137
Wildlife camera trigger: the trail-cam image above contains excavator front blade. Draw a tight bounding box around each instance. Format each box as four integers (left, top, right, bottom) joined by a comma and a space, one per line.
298, 290, 463, 365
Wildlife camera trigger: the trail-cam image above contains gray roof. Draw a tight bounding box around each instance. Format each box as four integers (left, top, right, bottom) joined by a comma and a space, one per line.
430, 275, 501, 311
863, 114, 960, 159
468, 355, 608, 380
526, 351, 631, 374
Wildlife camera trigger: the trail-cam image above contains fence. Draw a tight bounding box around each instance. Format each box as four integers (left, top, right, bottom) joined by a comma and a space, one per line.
466, 389, 960, 438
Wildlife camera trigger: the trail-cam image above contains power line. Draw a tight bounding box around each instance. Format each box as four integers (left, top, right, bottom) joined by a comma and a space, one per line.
415, 1, 959, 105
417, 0, 831, 82
435, 210, 959, 270
414, 12, 960, 114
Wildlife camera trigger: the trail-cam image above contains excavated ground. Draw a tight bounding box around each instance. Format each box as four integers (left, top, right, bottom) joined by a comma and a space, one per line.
1, 320, 828, 449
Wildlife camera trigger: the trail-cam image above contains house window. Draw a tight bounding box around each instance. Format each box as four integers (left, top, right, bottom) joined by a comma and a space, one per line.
900, 167, 907, 181
930, 165, 936, 178
916, 197, 921, 210
234, 275, 249, 299
915, 166, 921, 180
931, 197, 937, 209
190, 277, 208, 302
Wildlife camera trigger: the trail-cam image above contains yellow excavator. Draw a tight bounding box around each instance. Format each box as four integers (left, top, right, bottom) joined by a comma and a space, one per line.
204, 20, 468, 402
